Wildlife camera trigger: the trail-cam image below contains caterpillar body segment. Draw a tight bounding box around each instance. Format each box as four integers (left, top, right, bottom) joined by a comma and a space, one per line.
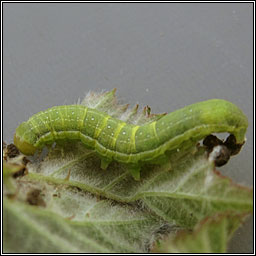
14, 99, 248, 180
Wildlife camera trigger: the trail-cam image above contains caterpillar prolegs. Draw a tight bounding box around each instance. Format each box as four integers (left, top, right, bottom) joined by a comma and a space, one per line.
14, 91, 248, 180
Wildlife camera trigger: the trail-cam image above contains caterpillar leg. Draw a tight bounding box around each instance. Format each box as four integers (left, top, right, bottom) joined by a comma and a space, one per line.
100, 157, 112, 170
127, 165, 141, 181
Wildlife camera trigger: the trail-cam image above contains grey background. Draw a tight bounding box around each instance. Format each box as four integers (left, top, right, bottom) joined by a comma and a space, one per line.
3, 3, 253, 253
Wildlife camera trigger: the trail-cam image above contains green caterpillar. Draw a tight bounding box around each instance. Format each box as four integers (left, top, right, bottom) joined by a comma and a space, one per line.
14, 97, 248, 180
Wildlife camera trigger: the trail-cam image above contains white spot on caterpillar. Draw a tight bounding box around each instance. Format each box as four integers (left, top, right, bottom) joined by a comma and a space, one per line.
139, 132, 143, 135
91, 117, 95, 121
146, 134, 150, 138
111, 132, 114, 136
176, 148, 180, 152
72, 112, 74, 115
189, 109, 192, 112
122, 131, 126, 135
107, 125, 111, 128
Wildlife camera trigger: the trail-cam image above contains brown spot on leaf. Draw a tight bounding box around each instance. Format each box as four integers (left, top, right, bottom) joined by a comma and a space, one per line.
6, 143, 20, 158
12, 166, 28, 178
26, 189, 46, 207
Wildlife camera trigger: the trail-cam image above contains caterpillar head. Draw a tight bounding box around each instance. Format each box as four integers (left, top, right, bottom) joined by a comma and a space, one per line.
14, 122, 37, 155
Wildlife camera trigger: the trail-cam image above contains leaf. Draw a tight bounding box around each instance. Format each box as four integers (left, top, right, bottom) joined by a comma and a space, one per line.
3, 152, 167, 253
152, 212, 250, 253
80, 88, 166, 125
3, 143, 252, 253
26, 143, 252, 227
3, 160, 28, 194
4, 196, 163, 253
3, 90, 253, 253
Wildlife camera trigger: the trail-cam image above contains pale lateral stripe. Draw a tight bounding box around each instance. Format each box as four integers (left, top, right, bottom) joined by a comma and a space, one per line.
45, 108, 57, 139
27, 118, 41, 135
80, 107, 88, 132
28, 110, 54, 141
150, 121, 159, 141
93, 115, 111, 139
131, 125, 139, 152
38, 112, 51, 131
56, 106, 65, 129
59, 105, 69, 129
110, 122, 126, 149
